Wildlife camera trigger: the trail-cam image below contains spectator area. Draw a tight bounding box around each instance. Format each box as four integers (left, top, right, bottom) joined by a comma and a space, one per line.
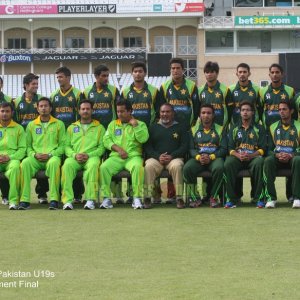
2, 74, 169, 99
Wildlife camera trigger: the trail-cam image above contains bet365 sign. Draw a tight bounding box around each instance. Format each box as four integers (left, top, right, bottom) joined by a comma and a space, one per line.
235, 16, 300, 26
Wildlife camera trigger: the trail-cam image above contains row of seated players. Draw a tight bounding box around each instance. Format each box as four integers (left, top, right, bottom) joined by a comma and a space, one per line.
0, 96, 299, 210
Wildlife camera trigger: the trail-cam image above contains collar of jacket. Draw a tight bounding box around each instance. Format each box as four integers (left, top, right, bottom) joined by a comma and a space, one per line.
0, 120, 18, 128
72, 119, 100, 127
33, 115, 57, 125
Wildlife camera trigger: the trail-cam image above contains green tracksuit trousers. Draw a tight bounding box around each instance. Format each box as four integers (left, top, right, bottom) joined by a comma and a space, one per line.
0, 160, 21, 205
183, 158, 224, 199
100, 156, 144, 199
21, 156, 61, 202
264, 155, 300, 201
61, 157, 100, 204
224, 156, 264, 202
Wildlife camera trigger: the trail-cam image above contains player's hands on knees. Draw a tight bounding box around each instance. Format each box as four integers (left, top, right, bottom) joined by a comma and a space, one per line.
75, 153, 89, 163
35, 153, 49, 162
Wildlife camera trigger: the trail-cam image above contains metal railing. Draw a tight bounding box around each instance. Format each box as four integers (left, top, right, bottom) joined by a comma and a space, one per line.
1, 47, 147, 54
200, 16, 234, 28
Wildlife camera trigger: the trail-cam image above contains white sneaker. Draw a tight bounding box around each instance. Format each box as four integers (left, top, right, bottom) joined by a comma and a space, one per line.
100, 198, 113, 209
84, 200, 95, 210
265, 200, 276, 209
132, 198, 143, 209
9, 204, 18, 210
2, 198, 8, 205
38, 197, 48, 204
63, 203, 73, 210
292, 199, 300, 209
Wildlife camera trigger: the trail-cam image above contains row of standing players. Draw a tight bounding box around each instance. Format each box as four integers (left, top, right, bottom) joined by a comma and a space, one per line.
0, 58, 299, 209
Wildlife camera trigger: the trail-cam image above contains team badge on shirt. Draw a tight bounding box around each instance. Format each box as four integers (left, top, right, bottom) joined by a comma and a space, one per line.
74, 127, 80, 133
36, 128, 42, 134
115, 129, 122, 136
276, 129, 281, 135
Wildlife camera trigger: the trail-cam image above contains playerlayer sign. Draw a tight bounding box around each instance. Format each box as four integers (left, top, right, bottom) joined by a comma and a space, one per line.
235, 16, 300, 26
0, 2, 203, 15
58, 5, 116, 14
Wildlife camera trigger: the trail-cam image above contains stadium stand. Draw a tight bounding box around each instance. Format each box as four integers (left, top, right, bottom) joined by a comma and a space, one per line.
1, 74, 170, 98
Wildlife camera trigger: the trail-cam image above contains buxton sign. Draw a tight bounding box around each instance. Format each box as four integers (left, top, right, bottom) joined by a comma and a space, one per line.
0, 54, 32, 63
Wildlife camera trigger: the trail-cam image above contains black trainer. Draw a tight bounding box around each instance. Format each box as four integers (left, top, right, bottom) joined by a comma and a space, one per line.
18, 201, 30, 210
49, 200, 59, 210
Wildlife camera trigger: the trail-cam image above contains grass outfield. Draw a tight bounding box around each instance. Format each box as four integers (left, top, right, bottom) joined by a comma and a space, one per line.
0, 178, 299, 300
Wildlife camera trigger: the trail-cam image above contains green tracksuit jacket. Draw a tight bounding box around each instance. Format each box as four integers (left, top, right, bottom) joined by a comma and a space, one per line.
104, 119, 149, 157
0, 120, 26, 205
100, 119, 149, 199
65, 120, 106, 158
26, 116, 65, 158
0, 120, 26, 160
62, 120, 106, 204
21, 116, 66, 203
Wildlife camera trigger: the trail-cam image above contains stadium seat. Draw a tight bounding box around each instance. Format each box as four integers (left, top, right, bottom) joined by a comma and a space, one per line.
3, 73, 168, 99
